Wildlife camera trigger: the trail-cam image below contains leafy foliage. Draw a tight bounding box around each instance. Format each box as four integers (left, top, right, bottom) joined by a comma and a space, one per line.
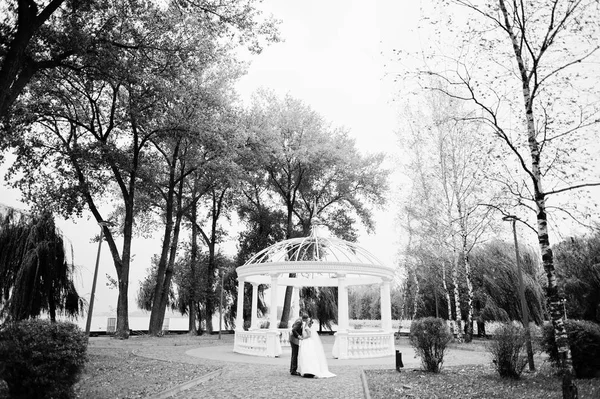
349, 284, 404, 320
409, 317, 453, 373
171, 251, 237, 331
0, 0, 279, 120
553, 233, 600, 322
0, 210, 84, 323
470, 241, 546, 325
136, 255, 178, 313
487, 323, 528, 379
0, 319, 87, 399
236, 200, 287, 266
300, 286, 338, 331
541, 320, 600, 378
398, 239, 546, 333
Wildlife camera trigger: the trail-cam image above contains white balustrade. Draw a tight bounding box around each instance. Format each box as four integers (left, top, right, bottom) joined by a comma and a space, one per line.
279, 328, 291, 347
235, 328, 395, 359
332, 330, 395, 359
234, 330, 282, 357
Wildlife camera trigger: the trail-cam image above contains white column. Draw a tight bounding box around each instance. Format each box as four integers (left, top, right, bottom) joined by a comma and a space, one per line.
380, 278, 392, 330
251, 283, 259, 329
236, 277, 245, 331
292, 286, 300, 321
270, 274, 279, 330
337, 274, 349, 331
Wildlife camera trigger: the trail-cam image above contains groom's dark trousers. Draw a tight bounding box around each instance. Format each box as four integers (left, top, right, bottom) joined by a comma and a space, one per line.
289, 318, 303, 374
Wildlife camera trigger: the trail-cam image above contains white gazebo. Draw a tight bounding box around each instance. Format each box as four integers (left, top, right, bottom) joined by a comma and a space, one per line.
233, 226, 396, 359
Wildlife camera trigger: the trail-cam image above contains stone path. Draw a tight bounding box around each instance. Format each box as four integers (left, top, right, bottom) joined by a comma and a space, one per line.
129, 336, 490, 399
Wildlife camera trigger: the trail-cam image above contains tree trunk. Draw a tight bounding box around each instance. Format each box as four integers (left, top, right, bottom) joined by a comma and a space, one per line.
498, 1, 577, 395
279, 200, 295, 328
156, 204, 183, 334
206, 241, 216, 333
149, 141, 181, 335
460, 227, 474, 342
155, 174, 185, 334
441, 260, 453, 322
197, 188, 229, 334
412, 266, 420, 319
451, 248, 463, 342
188, 188, 198, 335
115, 200, 134, 339
434, 278, 439, 318
148, 181, 175, 334
112, 120, 139, 339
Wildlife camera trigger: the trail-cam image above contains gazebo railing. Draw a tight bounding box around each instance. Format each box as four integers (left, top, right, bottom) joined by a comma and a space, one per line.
234, 328, 394, 359
333, 330, 395, 359
278, 328, 290, 347
234, 329, 282, 357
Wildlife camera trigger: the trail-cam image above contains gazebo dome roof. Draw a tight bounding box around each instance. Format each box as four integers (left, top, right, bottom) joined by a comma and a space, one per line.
236, 225, 395, 285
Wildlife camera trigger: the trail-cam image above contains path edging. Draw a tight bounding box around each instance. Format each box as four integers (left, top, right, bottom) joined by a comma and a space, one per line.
360, 369, 372, 399
148, 369, 223, 399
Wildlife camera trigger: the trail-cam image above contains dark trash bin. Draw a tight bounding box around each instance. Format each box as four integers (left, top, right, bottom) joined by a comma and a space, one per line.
396, 350, 404, 372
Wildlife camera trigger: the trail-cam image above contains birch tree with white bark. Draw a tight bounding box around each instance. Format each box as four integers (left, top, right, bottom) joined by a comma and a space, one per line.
413, 0, 600, 395
398, 88, 496, 341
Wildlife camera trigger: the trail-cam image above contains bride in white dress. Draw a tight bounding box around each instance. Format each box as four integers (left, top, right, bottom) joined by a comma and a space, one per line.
297, 318, 336, 378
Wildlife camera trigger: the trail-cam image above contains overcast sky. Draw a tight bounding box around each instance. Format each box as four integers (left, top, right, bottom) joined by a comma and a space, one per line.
233, 0, 427, 266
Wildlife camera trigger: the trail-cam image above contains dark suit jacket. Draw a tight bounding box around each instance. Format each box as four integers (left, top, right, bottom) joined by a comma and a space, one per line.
289, 318, 303, 346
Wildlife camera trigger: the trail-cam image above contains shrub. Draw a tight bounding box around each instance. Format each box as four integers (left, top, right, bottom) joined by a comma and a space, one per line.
541, 319, 600, 378
0, 319, 87, 399
409, 317, 453, 373
487, 323, 528, 379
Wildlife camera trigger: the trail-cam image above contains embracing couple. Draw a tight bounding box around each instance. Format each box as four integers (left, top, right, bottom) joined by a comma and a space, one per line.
289, 314, 335, 378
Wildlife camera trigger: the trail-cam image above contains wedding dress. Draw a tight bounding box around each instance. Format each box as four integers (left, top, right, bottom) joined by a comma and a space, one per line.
297, 322, 336, 378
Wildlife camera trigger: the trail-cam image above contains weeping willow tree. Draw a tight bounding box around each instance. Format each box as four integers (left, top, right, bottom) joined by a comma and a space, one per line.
470, 240, 546, 336
300, 286, 338, 332
0, 209, 84, 323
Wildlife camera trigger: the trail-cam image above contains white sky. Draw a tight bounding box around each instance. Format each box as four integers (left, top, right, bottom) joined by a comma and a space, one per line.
0, 0, 423, 318
233, 0, 426, 264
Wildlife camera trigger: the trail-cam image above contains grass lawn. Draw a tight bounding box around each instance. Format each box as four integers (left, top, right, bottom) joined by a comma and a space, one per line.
366, 364, 600, 399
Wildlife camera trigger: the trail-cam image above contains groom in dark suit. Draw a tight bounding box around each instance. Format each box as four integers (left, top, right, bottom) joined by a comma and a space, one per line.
289, 313, 308, 376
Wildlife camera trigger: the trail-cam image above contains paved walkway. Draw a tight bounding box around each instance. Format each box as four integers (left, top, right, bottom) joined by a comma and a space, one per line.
132, 336, 490, 399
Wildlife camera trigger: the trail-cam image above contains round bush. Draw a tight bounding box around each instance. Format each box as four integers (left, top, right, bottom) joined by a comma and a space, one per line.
541, 319, 600, 378
0, 319, 88, 399
487, 323, 528, 379
409, 317, 453, 373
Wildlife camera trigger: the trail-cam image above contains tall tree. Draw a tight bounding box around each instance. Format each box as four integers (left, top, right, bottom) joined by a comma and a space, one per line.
0, 209, 84, 323
247, 90, 389, 327
417, 1, 600, 394
247, 90, 329, 327
135, 56, 246, 335
5, 65, 151, 338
